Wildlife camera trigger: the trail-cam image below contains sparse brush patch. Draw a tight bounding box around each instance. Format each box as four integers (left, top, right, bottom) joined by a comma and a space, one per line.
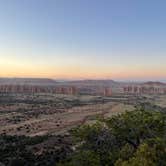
59, 109, 166, 166
0, 108, 166, 166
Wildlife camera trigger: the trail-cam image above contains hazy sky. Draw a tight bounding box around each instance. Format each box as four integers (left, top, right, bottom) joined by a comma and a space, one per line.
0, 0, 166, 80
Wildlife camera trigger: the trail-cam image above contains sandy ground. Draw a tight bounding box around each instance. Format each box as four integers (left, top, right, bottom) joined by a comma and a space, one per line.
1, 93, 162, 136
0, 102, 133, 136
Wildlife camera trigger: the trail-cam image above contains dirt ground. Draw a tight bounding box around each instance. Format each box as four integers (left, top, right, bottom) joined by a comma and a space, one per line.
0, 93, 164, 136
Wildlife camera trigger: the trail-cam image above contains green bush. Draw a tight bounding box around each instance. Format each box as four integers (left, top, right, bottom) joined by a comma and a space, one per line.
61, 109, 166, 166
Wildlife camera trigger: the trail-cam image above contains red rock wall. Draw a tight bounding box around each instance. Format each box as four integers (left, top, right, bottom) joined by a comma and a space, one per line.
103, 87, 112, 96
123, 86, 166, 94
0, 85, 78, 95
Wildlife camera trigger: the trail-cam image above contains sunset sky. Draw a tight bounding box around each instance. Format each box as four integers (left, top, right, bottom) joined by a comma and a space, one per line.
0, 0, 166, 81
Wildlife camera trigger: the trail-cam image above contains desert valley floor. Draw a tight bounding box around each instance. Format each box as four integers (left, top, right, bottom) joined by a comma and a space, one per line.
0, 93, 165, 137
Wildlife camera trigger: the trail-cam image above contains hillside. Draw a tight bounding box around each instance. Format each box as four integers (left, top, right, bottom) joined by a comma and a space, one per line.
142, 81, 166, 86
0, 78, 57, 86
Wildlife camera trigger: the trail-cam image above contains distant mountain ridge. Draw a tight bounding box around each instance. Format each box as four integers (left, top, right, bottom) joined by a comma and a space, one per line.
0, 78, 57, 85
58, 79, 120, 88
142, 81, 166, 86
0, 78, 165, 88
67, 79, 117, 85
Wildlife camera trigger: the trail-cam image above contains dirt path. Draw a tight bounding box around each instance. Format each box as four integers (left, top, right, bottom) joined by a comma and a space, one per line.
0, 102, 120, 136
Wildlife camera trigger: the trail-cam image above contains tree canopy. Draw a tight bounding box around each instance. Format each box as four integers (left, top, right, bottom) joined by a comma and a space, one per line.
59, 109, 166, 166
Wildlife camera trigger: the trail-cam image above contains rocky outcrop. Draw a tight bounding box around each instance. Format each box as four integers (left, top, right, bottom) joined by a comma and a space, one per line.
123, 85, 166, 94
0, 85, 78, 95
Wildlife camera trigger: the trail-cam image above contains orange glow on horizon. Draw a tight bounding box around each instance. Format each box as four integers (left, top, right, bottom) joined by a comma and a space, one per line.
0, 56, 166, 80
0, 67, 166, 80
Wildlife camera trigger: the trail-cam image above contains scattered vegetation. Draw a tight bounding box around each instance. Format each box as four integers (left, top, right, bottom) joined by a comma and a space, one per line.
0, 135, 72, 166
59, 109, 166, 166
0, 108, 165, 166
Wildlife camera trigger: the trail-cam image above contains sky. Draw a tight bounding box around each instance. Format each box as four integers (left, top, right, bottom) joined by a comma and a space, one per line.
0, 0, 166, 81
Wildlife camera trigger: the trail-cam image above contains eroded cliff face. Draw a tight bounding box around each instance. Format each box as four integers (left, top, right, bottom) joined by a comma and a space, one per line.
0, 85, 78, 95
123, 82, 166, 94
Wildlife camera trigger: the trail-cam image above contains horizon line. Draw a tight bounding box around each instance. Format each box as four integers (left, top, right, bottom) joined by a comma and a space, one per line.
0, 76, 166, 83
